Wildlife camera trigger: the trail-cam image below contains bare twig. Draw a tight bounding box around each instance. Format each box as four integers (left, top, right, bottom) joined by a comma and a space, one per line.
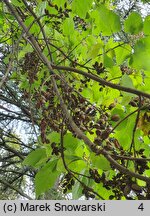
0, 179, 33, 200
111, 154, 150, 162
0, 58, 13, 89
129, 96, 142, 156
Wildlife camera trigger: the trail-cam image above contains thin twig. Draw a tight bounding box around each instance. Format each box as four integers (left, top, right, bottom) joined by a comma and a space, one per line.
111, 154, 150, 162
0, 179, 33, 200
0, 58, 13, 89
129, 96, 142, 156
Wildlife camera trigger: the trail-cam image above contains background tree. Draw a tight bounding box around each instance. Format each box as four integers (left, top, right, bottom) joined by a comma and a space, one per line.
1, 0, 150, 200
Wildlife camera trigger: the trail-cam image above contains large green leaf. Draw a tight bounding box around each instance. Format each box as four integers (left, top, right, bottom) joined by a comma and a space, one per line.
104, 54, 114, 68
143, 15, 150, 35
115, 44, 131, 65
87, 43, 102, 59
91, 154, 111, 171
35, 159, 59, 197
120, 74, 134, 88
23, 148, 47, 168
91, 6, 121, 36
64, 133, 82, 153
11, 0, 24, 6
130, 37, 150, 70
72, 0, 93, 18
124, 12, 143, 34
62, 17, 74, 36
47, 132, 60, 143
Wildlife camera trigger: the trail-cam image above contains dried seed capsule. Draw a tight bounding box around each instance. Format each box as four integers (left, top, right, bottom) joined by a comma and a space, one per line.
111, 114, 120, 122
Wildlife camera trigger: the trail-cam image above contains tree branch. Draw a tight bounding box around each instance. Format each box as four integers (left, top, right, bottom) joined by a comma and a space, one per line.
0, 179, 33, 200
52, 64, 150, 99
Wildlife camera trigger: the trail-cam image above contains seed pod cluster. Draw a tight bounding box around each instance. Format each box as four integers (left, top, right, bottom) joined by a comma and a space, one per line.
22, 51, 39, 84
135, 159, 149, 175
82, 187, 95, 199
51, 142, 61, 156
73, 16, 88, 31
93, 62, 105, 75
89, 168, 101, 183
61, 173, 75, 194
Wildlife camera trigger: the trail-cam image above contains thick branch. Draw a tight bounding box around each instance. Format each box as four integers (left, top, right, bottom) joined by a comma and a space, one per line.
52, 65, 150, 99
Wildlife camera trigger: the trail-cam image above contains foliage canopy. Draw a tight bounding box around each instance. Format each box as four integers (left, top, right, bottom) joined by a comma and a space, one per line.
1, 0, 150, 200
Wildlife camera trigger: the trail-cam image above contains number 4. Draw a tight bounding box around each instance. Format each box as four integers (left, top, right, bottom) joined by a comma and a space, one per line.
138, 203, 144, 211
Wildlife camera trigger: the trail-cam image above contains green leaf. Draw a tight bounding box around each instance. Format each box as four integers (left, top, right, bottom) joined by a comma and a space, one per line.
120, 74, 135, 101
64, 133, 82, 153
72, 181, 82, 199
23, 148, 47, 168
130, 37, 150, 70
72, 169, 88, 199
141, 0, 150, 2
72, 0, 93, 18
144, 15, 150, 35
120, 74, 134, 88
18, 44, 33, 60
24, 16, 40, 34
67, 159, 86, 172
104, 54, 114, 68
94, 183, 113, 199
124, 12, 143, 34
0, 10, 4, 27
65, 154, 83, 163
91, 154, 111, 171
62, 17, 74, 36
53, 0, 66, 7
36, 1, 47, 16
81, 87, 93, 102
115, 44, 131, 65
93, 82, 102, 103
35, 159, 59, 197
11, 0, 24, 6
87, 43, 102, 59
91, 6, 121, 36
47, 132, 60, 143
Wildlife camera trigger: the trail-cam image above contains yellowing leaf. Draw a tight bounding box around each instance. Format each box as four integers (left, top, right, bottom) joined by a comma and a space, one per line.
137, 112, 150, 136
